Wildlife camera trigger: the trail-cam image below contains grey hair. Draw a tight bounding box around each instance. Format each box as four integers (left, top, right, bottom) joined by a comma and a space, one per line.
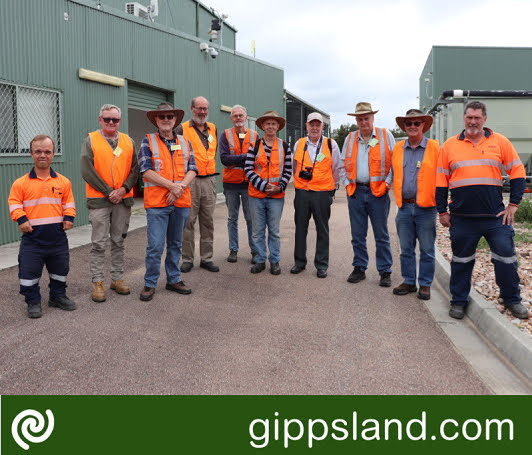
99, 104, 121, 117
231, 105, 247, 116
191, 97, 209, 108
464, 101, 487, 116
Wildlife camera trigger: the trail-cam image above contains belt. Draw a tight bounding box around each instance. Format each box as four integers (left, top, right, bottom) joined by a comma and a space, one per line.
402, 198, 416, 204
356, 182, 370, 187
197, 174, 217, 179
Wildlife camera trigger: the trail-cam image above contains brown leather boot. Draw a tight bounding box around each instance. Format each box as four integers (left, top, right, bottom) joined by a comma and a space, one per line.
92, 281, 106, 302
110, 280, 130, 295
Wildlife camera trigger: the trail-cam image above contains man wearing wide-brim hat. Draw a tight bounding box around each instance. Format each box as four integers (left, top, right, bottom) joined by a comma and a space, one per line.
390, 109, 438, 301
137, 102, 198, 302
340, 102, 395, 287
244, 110, 292, 275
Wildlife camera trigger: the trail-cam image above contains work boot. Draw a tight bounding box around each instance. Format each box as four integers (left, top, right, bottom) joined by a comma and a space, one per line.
200, 261, 220, 272
227, 250, 238, 263
181, 262, 193, 273
166, 281, 192, 295
49, 295, 77, 311
379, 272, 392, 287
449, 304, 465, 319
270, 262, 281, 275
110, 280, 130, 295
91, 281, 106, 302
290, 264, 305, 274
393, 282, 417, 295
27, 302, 42, 319
250, 262, 266, 274
505, 302, 530, 320
347, 266, 365, 283
417, 286, 431, 300
140, 286, 155, 301
251, 252, 258, 264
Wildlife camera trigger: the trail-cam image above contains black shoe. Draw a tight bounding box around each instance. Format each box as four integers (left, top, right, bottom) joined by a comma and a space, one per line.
290, 264, 305, 274
140, 286, 155, 301
251, 252, 258, 264
505, 302, 530, 320
166, 281, 192, 295
49, 295, 77, 311
379, 272, 392, 287
317, 269, 327, 278
449, 304, 465, 319
200, 261, 220, 272
181, 262, 193, 273
393, 282, 417, 295
270, 262, 281, 275
250, 262, 266, 274
27, 302, 42, 319
347, 266, 366, 283
227, 251, 237, 263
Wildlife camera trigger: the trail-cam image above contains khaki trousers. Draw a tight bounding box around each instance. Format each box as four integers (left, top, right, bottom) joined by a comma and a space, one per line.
182, 176, 216, 263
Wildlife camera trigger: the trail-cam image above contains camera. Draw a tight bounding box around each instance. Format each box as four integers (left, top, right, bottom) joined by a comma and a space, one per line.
298, 166, 313, 180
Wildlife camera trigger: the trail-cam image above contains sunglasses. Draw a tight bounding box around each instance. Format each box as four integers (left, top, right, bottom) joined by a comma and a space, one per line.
158, 114, 175, 120
405, 121, 423, 127
101, 117, 121, 124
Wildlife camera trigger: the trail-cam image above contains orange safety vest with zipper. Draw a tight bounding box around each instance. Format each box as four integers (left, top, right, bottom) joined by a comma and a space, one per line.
392, 139, 439, 208
181, 120, 217, 176
223, 128, 258, 184
343, 128, 391, 197
143, 133, 192, 209
86, 131, 134, 199
248, 138, 285, 199
293, 137, 335, 191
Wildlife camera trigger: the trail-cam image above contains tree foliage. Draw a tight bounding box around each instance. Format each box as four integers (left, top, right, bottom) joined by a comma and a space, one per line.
332, 123, 358, 148
389, 127, 406, 139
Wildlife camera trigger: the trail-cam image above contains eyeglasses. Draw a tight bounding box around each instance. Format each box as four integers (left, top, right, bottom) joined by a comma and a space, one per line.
194, 107, 209, 112
405, 121, 423, 127
157, 114, 175, 120
100, 117, 121, 124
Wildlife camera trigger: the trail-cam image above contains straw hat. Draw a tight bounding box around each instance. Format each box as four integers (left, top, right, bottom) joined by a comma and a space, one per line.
347, 102, 379, 117
255, 110, 286, 131
146, 102, 185, 129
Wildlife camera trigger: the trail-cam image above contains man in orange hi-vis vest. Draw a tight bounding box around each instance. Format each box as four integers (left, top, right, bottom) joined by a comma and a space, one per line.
9, 135, 77, 319
81, 104, 138, 303
391, 109, 439, 301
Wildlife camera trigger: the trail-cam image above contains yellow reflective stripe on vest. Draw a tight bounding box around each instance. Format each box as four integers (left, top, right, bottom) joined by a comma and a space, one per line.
346, 132, 358, 185
268, 138, 283, 183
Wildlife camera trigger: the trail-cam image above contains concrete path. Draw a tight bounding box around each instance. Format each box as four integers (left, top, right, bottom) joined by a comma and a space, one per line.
0, 187, 529, 394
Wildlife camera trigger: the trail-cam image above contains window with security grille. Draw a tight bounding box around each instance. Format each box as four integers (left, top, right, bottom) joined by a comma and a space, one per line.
0, 81, 61, 156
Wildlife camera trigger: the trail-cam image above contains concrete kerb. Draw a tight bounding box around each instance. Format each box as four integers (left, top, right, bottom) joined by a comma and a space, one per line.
434, 247, 532, 381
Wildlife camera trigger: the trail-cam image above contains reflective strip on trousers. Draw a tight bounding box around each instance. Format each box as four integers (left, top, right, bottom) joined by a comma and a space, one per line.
49, 274, 67, 282
452, 253, 476, 263
20, 278, 40, 286
491, 252, 517, 264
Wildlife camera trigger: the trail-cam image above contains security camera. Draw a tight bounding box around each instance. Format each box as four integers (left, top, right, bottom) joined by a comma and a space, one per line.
199, 42, 209, 51
209, 48, 218, 59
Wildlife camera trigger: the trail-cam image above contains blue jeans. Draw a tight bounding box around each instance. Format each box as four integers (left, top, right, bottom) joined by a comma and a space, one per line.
224, 187, 256, 254
249, 196, 284, 264
395, 203, 437, 287
144, 206, 190, 288
347, 186, 392, 273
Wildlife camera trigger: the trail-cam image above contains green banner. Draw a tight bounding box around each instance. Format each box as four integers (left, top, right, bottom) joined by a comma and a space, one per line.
2, 396, 530, 454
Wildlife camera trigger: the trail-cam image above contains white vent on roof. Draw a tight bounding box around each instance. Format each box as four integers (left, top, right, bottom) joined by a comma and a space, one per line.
126, 2, 149, 19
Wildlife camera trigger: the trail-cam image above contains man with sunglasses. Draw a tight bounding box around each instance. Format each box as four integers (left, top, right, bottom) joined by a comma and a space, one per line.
290, 112, 340, 278
176, 96, 220, 274
391, 109, 439, 301
81, 104, 138, 303
340, 102, 395, 287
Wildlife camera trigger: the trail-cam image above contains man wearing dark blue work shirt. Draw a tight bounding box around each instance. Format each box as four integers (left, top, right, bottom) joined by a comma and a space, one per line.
390, 109, 439, 301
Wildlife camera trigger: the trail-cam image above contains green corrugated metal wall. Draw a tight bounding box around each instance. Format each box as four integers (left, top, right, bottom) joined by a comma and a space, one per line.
0, 0, 284, 245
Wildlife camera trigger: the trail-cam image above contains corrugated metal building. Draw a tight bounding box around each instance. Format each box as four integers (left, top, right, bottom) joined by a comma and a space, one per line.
0, 0, 286, 245
420, 45, 532, 170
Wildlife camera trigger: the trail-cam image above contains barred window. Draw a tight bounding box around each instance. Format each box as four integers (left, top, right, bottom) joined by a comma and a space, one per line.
0, 81, 61, 156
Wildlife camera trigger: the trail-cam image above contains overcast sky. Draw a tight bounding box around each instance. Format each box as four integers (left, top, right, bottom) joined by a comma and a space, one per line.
203, 0, 532, 131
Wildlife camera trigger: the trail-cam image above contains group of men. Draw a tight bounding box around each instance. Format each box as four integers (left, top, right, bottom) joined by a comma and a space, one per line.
9, 98, 529, 322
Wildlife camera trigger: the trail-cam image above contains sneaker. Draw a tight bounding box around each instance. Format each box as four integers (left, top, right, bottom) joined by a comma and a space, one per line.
91, 281, 106, 302
110, 280, 130, 295
181, 262, 194, 273
166, 281, 192, 295
290, 264, 305, 274
417, 286, 431, 301
227, 251, 238, 263
27, 302, 42, 319
379, 272, 392, 287
449, 304, 465, 319
347, 266, 366, 283
270, 262, 281, 275
251, 252, 258, 264
393, 282, 417, 295
250, 262, 266, 274
505, 302, 530, 320
140, 286, 155, 301
200, 261, 220, 272
49, 295, 77, 311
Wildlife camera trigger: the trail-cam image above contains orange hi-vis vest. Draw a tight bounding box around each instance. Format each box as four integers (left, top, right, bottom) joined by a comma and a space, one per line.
392, 139, 439, 208
86, 131, 134, 199
181, 120, 217, 176
249, 138, 286, 199
343, 128, 392, 197
223, 128, 258, 184
143, 133, 192, 209
293, 136, 335, 191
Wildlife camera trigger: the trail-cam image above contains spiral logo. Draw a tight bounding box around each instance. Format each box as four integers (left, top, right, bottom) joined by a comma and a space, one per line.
11, 409, 55, 451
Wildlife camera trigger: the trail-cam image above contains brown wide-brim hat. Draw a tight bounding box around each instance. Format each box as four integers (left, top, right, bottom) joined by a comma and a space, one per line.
347, 102, 379, 117
255, 110, 286, 131
396, 109, 433, 133
146, 102, 185, 129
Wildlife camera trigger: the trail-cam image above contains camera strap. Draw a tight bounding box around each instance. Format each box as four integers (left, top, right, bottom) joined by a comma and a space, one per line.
301, 136, 323, 173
